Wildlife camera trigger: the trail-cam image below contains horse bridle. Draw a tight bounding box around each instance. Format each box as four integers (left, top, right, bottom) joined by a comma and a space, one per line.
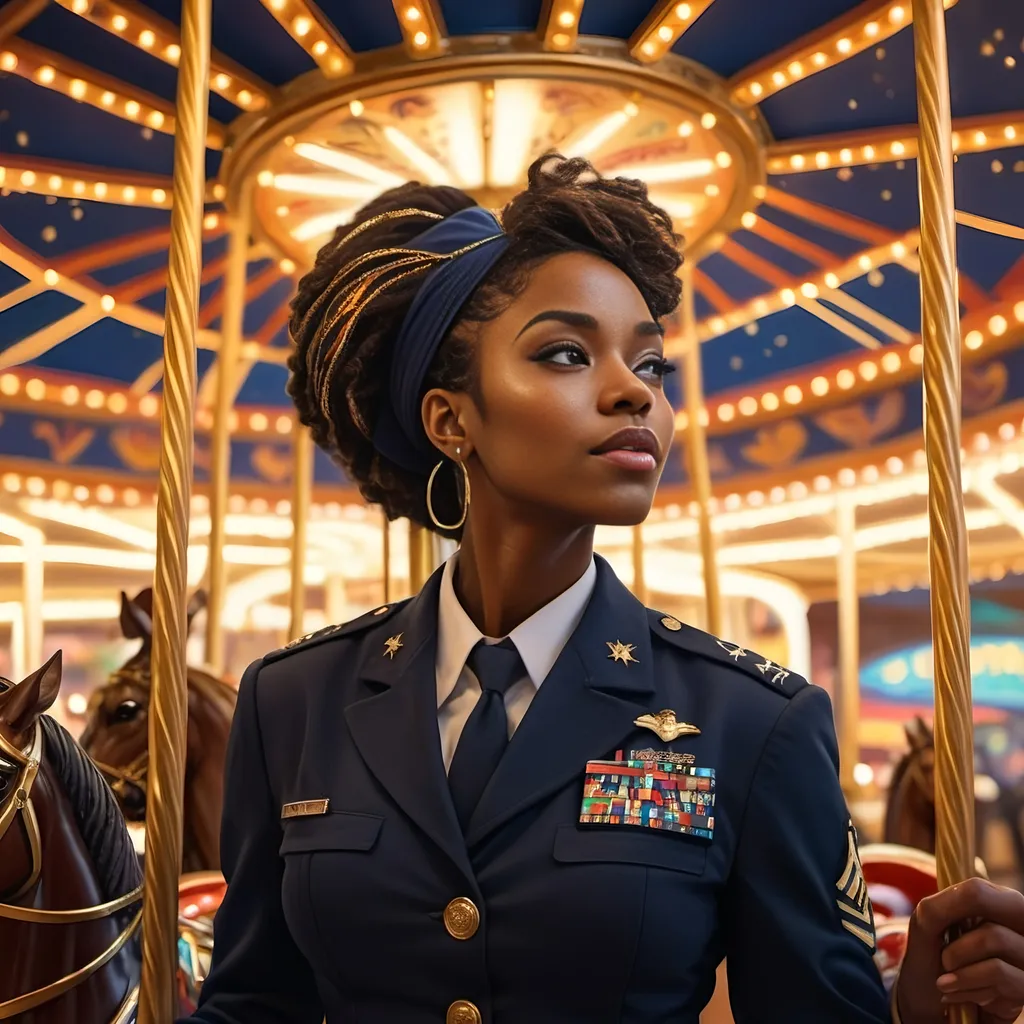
91, 749, 149, 810
0, 721, 144, 1020
91, 666, 152, 811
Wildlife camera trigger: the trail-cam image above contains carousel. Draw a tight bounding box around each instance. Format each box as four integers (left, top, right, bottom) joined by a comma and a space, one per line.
0, 0, 1022, 1019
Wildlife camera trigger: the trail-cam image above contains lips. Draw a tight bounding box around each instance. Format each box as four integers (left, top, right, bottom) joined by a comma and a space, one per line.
590, 427, 661, 460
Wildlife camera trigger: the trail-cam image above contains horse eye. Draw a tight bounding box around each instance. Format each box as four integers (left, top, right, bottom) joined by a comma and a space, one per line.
113, 700, 142, 723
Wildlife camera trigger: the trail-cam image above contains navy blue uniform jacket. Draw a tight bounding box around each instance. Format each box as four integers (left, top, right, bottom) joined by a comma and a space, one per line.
181, 557, 890, 1023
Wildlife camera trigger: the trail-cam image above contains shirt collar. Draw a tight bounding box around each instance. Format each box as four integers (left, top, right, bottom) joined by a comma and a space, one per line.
435, 555, 597, 710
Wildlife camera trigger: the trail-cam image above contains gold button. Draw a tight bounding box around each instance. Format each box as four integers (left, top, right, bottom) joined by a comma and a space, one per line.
443, 897, 480, 940
373, 606, 389, 616
446, 1000, 482, 1024
661, 616, 682, 631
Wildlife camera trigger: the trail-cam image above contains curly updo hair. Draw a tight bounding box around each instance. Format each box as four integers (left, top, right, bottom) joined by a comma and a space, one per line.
287, 154, 683, 537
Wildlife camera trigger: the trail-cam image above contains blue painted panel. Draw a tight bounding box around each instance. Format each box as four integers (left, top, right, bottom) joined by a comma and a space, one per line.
443, 0, 543, 36
316, 0, 404, 52
0, 192, 168, 259
0, 292, 83, 350
0, 75, 177, 176
141, 0, 315, 85
30, 318, 163, 383
672, 0, 861, 79
238, 361, 290, 406
701, 304, 863, 395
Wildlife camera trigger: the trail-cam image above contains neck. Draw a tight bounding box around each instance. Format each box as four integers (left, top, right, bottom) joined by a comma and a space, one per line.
454, 509, 594, 638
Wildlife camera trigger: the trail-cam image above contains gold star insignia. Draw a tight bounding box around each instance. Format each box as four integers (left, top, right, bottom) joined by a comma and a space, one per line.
383, 634, 404, 659
606, 640, 639, 666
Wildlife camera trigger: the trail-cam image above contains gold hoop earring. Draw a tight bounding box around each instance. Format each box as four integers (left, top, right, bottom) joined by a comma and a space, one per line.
426, 457, 471, 531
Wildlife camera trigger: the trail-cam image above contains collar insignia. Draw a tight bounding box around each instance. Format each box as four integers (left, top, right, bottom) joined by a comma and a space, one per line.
606, 640, 639, 666
383, 634, 404, 659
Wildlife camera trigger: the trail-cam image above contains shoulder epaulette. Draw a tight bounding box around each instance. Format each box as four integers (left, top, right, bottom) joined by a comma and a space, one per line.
647, 609, 809, 698
264, 600, 408, 663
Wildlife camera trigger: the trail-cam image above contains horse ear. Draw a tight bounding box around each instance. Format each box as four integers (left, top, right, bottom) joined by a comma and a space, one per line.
0, 651, 62, 735
905, 717, 926, 750
134, 588, 154, 621
186, 589, 207, 633
120, 590, 153, 641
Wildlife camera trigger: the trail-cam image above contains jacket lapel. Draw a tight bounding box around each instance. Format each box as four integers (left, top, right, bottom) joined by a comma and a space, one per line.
344, 567, 474, 883
465, 557, 655, 848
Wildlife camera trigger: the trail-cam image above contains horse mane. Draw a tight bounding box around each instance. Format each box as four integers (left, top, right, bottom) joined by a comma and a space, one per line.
186, 665, 237, 718
40, 715, 142, 918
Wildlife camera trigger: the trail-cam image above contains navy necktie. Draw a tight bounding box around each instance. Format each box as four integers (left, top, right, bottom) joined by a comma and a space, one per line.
447, 639, 525, 830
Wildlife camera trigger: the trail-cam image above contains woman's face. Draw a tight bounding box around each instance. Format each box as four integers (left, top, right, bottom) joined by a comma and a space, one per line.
444, 250, 676, 528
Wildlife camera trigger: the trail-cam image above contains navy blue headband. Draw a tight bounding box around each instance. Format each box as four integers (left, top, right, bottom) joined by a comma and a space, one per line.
372, 206, 508, 474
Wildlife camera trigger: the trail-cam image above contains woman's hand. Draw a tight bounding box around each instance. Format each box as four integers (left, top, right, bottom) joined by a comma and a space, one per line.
896, 877, 1024, 1023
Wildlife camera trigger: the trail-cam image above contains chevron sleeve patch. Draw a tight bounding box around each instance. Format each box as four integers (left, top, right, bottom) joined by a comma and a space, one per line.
836, 820, 876, 951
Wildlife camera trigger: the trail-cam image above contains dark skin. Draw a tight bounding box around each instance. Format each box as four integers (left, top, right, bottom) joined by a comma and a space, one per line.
421, 249, 1024, 1022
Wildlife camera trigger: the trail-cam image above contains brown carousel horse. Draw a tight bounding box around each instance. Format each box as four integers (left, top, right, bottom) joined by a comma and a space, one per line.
80, 587, 237, 873
883, 715, 1024, 875
0, 651, 143, 1022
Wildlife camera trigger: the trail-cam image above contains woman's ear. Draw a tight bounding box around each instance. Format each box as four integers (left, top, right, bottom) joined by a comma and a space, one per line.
421, 388, 472, 459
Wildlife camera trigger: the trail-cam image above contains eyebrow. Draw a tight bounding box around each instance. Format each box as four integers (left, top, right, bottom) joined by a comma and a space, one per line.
515, 309, 665, 338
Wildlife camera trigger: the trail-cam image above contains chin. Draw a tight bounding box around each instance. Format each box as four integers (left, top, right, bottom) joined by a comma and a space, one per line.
585, 491, 658, 528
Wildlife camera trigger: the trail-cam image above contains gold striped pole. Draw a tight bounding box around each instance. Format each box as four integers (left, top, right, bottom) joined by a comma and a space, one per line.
204, 179, 252, 671
681, 262, 722, 636
136, 0, 211, 1015
911, 8, 976, 1022
288, 428, 313, 641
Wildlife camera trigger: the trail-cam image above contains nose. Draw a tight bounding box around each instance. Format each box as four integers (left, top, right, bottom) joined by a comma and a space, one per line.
597, 357, 654, 418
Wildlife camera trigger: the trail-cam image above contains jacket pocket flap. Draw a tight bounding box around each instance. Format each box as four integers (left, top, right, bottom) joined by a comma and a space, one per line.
280, 811, 383, 854
553, 823, 706, 874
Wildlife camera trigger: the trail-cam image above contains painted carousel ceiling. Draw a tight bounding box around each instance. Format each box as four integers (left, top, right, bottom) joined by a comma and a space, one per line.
0, 0, 1022, 597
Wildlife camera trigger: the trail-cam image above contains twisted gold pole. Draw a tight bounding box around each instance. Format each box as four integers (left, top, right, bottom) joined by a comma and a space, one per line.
288, 428, 313, 640
912, 8, 975, 1024
137, 0, 211, 1016
681, 262, 722, 636
205, 179, 252, 671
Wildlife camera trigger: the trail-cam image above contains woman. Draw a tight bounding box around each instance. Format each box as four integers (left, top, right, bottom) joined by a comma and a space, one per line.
182, 156, 1024, 1024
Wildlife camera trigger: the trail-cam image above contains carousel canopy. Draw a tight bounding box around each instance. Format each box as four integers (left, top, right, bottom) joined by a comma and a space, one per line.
0, 0, 1023, 612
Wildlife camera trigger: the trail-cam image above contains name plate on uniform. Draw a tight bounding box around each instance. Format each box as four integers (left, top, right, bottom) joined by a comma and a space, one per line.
579, 759, 715, 839
281, 798, 330, 819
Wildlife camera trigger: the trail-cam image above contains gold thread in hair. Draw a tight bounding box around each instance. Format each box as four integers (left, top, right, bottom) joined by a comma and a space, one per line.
313, 234, 504, 420
299, 210, 444, 332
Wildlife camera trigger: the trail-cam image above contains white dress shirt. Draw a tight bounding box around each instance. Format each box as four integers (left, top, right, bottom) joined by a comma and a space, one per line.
435, 555, 597, 773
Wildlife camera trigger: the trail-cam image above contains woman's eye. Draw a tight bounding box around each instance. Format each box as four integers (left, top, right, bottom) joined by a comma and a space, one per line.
536, 342, 589, 367
636, 356, 675, 382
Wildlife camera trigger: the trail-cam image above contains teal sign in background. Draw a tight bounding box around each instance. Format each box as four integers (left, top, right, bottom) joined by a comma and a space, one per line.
861, 637, 1024, 711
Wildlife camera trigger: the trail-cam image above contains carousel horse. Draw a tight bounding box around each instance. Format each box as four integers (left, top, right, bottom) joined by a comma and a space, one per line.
80, 587, 237, 873
883, 716, 1024, 876
0, 651, 143, 1022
